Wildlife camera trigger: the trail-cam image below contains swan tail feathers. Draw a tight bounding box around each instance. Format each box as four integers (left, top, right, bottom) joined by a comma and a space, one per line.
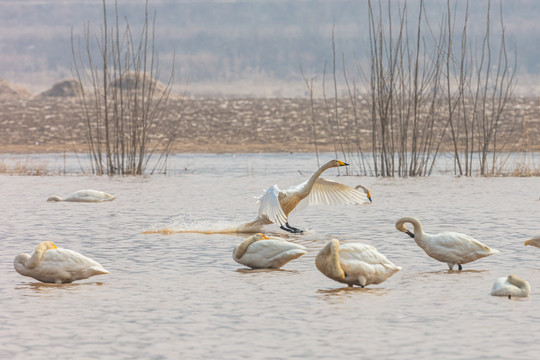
268, 249, 307, 262
91, 266, 110, 275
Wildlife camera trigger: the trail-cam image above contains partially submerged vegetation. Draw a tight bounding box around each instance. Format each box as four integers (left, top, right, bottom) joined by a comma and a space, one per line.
0, 1, 539, 177
71, 0, 177, 175
305, 0, 520, 177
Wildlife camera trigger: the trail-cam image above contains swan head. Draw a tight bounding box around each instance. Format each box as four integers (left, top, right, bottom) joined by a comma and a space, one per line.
395, 219, 415, 238
326, 160, 349, 168
355, 185, 372, 203
396, 217, 422, 239
507, 274, 531, 295
40, 241, 58, 250
524, 235, 540, 247
47, 196, 62, 202
252, 233, 269, 241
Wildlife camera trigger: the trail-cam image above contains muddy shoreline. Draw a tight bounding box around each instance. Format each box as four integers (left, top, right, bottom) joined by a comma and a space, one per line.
1, 96, 539, 154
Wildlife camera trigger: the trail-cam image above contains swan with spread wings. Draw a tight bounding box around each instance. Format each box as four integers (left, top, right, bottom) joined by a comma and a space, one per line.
242, 160, 372, 233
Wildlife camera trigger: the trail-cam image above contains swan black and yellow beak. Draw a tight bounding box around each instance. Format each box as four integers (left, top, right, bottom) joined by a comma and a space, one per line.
367, 192, 372, 203
337, 160, 349, 166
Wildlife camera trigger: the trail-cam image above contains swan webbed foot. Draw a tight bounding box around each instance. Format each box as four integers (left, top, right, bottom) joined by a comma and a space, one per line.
280, 223, 304, 234
458, 264, 462, 271
280, 225, 297, 233
348, 284, 353, 288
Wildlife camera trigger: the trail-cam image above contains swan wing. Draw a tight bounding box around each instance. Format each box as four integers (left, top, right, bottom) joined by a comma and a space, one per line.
67, 190, 115, 202
238, 239, 306, 268
339, 243, 399, 269
42, 249, 105, 268
428, 232, 497, 254
293, 178, 369, 213
40, 249, 109, 278
337, 243, 400, 285
490, 277, 522, 296
257, 185, 287, 226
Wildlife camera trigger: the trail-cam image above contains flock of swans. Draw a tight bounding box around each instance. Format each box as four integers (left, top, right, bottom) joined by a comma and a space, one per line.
13, 160, 539, 299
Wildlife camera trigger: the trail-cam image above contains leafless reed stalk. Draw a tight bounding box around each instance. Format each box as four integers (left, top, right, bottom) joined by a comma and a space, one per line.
305, 0, 516, 177
71, 0, 176, 175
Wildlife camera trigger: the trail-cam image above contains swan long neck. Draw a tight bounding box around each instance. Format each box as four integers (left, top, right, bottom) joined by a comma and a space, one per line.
397, 217, 424, 237
234, 234, 262, 259
297, 161, 336, 198
508, 275, 530, 294
23, 243, 49, 269
319, 239, 345, 279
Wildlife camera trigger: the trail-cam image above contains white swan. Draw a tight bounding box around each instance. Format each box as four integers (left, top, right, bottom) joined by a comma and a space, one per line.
47, 190, 116, 202
491, 274, 530, 298
243, 160, 372, 233
315, 239, 401, 287
233, 233, 307, 269
14, 241, 110, 283
395, 216, 499, 270
524, 234, 540, 248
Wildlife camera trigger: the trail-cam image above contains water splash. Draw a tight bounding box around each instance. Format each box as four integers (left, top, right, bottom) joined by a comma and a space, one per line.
142, 215, 267, 235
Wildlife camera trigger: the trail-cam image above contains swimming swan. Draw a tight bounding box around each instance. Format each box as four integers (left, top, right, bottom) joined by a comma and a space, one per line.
524, 234, 540, 248
47, 190, 116, 202
233, 233, 307, 269
491, 274, 530, 298
395, 216, 499, 270
14, 241, 110, 283
315, 239, 401, 287
243, 160, 372, 233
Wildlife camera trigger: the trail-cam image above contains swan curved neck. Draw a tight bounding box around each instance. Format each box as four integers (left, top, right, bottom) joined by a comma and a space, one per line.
327, 239, 345, 279
24, 242, 56, 269
234, 235, 260, 259
398, 217, 424, 237
508, 275, 530, 293
298, 161, 336, 198
21, 250, 44, 270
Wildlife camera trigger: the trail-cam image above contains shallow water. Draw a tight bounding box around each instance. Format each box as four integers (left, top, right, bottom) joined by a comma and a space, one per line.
1, 153, 539, 359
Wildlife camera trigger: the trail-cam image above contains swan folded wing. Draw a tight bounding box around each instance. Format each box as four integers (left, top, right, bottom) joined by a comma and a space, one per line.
430, 232, 496, 254
257, 185, 287, 226
42, 249, 107, 273
339, 243, 396, 267
248, 239, 305, 257
293, 178, 368, 213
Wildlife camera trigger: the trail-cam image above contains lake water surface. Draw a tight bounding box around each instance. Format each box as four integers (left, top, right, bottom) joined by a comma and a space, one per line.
1, 153, 539, 359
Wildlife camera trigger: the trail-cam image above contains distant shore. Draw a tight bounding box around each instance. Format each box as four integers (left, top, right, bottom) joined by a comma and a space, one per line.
1, 96, 539, 155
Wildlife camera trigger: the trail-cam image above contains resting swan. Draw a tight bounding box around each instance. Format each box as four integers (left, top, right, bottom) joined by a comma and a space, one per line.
14, 241, 110, 283
315, 239, 401, 287
233, 233, 307, 269
524, 234, 540, 248
395, 216, 499, 270
243, 160, 372, 233
47, 190, 116, 202
491, 274, 530, 298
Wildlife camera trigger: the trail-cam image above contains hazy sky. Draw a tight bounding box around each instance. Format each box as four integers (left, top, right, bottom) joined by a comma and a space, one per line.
1, 0, 539, 97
